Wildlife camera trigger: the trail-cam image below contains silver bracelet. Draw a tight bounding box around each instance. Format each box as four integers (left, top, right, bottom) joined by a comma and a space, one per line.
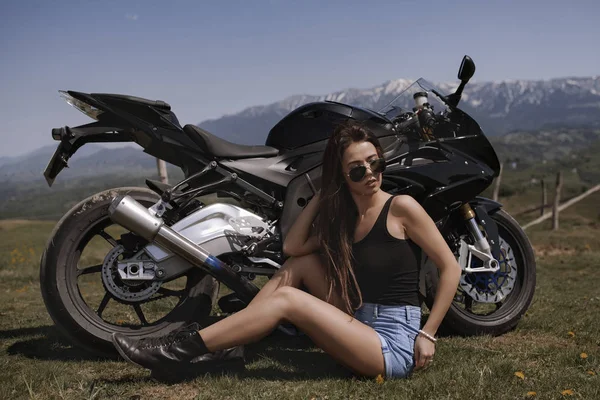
418, 329, 437, 343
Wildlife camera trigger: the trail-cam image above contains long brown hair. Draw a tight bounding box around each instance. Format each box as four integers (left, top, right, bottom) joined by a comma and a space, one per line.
315, 120, 385, 314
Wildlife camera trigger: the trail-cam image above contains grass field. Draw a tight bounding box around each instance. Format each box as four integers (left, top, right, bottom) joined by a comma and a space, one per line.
1, 192, 599, 399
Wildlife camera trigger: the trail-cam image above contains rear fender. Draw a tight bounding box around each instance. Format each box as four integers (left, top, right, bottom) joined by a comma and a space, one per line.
470, 196, 502, 214
43, 122, 133, 186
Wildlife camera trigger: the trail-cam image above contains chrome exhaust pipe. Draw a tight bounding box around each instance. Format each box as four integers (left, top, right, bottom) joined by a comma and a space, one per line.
108, 195, 259, 302
108, 195, 164, 240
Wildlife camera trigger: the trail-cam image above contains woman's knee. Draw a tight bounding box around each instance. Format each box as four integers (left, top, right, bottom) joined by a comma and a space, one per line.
271, 286, 305, 317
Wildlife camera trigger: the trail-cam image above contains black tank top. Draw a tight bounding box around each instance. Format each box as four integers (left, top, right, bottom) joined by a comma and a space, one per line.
351, 196, 421, 307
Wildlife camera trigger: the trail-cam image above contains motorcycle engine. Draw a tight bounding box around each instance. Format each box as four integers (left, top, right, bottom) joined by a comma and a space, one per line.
143, 202, 273, 262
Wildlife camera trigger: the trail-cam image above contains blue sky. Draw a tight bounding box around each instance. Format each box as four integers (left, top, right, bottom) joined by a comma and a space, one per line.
1, 0, 599, 157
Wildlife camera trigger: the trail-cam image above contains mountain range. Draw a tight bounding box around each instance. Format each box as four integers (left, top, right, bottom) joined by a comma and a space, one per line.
198, 76, 600, 145
1, 75, 600, 187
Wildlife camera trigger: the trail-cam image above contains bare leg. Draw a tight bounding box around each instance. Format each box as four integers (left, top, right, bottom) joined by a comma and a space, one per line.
112, 253, 383, 376
200, 286, 384, 377
248, 253, 344, 309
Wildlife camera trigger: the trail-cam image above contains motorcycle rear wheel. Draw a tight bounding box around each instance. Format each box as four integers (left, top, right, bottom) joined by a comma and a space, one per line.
40, 187, 218, 357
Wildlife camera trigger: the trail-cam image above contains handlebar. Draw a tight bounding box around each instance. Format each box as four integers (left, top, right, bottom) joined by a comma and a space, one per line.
390, 92, 453, 141
417, 106, 437, 141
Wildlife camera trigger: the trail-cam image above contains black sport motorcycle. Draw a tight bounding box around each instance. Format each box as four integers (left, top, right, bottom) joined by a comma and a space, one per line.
40, 55, 536, 356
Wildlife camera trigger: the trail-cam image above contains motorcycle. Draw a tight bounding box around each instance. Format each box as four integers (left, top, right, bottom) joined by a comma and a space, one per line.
40, 55, 536, 356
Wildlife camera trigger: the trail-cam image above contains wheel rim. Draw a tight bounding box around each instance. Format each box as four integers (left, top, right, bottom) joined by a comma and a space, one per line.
451, 215, 528, 321
458, 236, 517, 304
64, 214, 206, 337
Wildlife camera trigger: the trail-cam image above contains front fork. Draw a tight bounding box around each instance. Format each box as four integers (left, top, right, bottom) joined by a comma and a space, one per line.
459, 204, 500, 273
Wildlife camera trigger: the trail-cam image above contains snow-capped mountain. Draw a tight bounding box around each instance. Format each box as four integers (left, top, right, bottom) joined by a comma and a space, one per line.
198, 76, 600, 145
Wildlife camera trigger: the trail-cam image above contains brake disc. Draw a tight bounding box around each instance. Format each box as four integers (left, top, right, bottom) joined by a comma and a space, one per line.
101, 245, 161, 303
458, 237, 517, 303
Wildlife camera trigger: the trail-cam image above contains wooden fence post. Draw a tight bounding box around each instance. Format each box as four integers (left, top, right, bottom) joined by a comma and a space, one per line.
551, 172, 562, 230
492, 162, 503, 201
522, 183, 600, 230
156, 158, 169, 184
540, 179, 546, 216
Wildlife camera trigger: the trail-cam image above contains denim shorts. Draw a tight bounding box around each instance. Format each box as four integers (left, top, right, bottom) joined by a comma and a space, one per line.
354, 303, 422, 379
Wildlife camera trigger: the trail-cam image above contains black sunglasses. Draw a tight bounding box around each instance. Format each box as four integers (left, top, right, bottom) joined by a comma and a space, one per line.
346, 158, 386, 182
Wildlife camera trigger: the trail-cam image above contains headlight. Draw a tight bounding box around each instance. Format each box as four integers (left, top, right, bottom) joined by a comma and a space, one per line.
59, 90, 104, 120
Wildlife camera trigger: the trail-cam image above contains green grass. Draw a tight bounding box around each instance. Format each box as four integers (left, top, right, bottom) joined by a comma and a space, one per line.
1, 211, 599, 399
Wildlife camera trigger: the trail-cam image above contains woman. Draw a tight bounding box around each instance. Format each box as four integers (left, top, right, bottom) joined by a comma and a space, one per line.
112, 121, 461, 379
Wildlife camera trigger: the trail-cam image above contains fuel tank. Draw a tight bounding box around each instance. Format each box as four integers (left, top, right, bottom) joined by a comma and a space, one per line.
265, 101, 395, 150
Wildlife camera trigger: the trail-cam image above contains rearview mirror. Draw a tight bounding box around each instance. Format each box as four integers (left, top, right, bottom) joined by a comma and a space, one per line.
458, 55, 476, 82
444, 55, 476, 108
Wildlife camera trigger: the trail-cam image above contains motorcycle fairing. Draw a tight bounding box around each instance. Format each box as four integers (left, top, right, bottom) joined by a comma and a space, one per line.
266, 101, 395, 150
436, 109, 501, 177
219, 139, 328, 189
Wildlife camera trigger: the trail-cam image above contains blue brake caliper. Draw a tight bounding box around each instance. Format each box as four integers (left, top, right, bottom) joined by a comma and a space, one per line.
465, 248, 509, 294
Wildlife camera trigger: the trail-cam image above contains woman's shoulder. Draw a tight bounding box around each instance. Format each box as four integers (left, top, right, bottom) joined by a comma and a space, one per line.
389, 194, 424, 220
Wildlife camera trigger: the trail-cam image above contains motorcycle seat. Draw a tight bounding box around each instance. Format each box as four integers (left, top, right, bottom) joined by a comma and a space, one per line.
183, 124, 279, 159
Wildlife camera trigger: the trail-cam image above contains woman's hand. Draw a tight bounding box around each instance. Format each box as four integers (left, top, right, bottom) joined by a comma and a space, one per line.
413, 335, 436, 370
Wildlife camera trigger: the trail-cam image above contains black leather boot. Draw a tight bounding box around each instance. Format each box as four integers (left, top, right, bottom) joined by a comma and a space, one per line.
112, 323, 244, 371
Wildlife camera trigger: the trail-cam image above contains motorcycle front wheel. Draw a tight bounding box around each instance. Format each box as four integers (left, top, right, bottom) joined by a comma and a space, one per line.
424, 209, 536, 336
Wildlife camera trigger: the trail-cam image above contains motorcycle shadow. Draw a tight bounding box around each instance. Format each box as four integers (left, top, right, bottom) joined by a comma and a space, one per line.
4, 325, 105, 361
243, 330, 354, 380
106, 331, 353, 385
3, 324, 354, 382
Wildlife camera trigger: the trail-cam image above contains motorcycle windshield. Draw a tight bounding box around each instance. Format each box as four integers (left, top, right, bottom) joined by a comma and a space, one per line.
379, 78, 448, 118
379, 78, 501, 176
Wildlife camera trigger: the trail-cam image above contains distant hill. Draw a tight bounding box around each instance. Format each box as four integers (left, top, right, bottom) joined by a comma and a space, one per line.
490, 127, 600, 166
480, 131, 600, 202
0, 145, 184, 219
0, 167, 184, 220
0, 144, 161, 183
0, 144, 103, 169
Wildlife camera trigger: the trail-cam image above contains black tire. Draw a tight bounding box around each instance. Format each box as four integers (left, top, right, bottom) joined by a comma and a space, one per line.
40, 187, 218, 357
424, 209, 536, 336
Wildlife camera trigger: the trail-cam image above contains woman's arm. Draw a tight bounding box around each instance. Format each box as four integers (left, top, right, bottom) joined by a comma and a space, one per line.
282, 192, 321, 257
391, 195, 461, 368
